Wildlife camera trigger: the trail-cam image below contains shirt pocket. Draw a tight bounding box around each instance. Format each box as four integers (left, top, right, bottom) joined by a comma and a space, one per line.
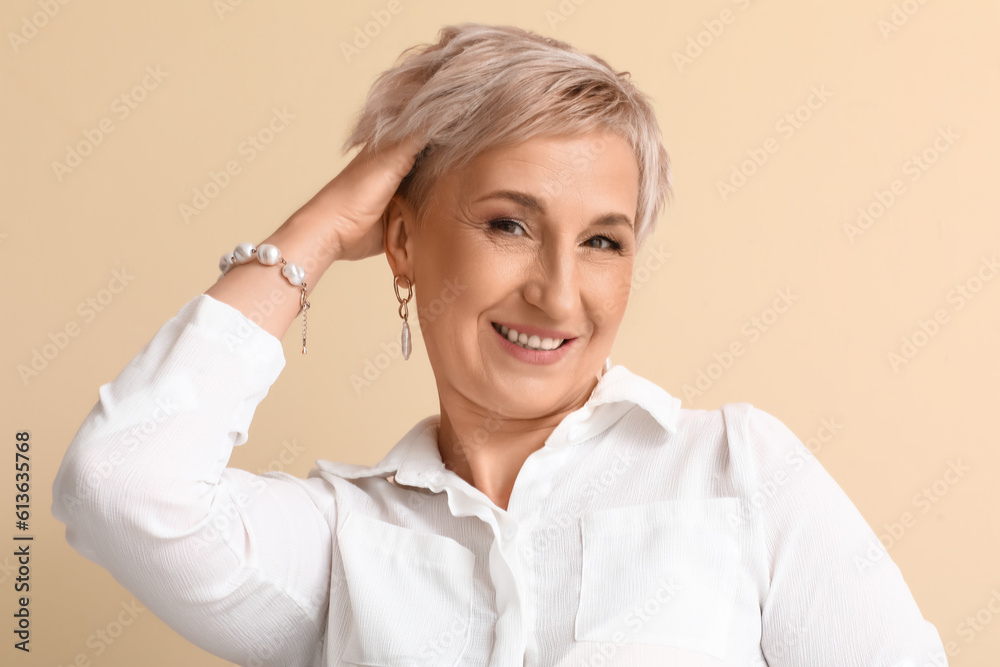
575, 498, 743, 660
337, 511, 476, 667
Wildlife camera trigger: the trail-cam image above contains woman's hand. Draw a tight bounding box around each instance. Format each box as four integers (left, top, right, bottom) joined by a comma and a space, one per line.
206, 135, 424, 343
289, 135, 426, 262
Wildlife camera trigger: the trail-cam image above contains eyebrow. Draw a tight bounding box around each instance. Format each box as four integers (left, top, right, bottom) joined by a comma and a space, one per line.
473, 189, 634, 228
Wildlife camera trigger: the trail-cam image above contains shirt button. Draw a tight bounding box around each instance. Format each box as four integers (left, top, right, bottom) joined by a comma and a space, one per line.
503, 524, 518, 540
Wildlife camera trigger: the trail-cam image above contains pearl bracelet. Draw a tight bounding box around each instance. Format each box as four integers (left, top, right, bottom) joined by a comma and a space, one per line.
218, 242, 311, 355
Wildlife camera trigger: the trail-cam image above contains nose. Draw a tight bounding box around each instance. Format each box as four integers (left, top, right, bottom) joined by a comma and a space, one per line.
522, 241, 579, 321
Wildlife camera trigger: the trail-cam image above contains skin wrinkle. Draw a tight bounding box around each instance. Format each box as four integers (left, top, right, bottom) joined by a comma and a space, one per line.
384, 131, 639, 511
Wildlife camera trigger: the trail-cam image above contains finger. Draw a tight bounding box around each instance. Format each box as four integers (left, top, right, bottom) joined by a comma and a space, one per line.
367, 135, 427, 189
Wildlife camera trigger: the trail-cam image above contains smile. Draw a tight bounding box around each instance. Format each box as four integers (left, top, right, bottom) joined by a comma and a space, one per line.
491, 322, 568, 351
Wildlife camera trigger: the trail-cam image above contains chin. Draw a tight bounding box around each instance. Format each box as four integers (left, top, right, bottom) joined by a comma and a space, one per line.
491, 374, 578, 406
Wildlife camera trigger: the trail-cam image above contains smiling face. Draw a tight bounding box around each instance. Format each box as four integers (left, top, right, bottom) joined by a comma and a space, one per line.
386, 130, 639, 421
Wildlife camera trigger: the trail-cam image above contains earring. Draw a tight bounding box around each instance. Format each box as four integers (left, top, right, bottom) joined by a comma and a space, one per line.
394, 275, 413, 360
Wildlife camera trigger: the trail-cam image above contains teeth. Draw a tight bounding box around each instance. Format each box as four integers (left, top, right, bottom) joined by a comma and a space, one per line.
494, 323, 564, 351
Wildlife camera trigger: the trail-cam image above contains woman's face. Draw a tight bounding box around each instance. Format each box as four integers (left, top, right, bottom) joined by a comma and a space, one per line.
397, 130, 639, 421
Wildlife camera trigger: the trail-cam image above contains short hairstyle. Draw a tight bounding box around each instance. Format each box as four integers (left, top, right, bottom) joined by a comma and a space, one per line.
343, 23, 672, 248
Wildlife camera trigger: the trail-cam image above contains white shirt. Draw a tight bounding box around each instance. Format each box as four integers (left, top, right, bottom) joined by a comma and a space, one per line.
52, 293, 948, 667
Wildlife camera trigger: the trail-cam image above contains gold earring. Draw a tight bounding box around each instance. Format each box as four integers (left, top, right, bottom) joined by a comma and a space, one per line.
394, 275, 413, 360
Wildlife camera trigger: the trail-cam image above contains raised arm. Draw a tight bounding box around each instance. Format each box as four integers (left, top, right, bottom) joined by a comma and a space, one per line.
51, 136, 425, 666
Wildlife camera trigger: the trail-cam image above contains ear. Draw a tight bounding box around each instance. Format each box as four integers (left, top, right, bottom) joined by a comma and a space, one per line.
384, 194, 417, 282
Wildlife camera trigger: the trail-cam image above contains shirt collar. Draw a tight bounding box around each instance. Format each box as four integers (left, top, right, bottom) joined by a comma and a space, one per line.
313, 363, 681, 486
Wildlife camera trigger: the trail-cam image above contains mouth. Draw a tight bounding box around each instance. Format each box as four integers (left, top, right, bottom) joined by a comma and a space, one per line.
491, 322, 573, 352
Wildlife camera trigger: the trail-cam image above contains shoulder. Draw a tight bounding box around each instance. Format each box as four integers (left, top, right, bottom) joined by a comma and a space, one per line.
689, 402, 820, 465
666, 402, 827, 492
737, 405, 827, 476
249, 469, 339, 517
669, 402, 794, 453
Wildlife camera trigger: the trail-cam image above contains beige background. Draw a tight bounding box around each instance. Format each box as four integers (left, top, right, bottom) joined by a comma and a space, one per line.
2, 0, 997, 665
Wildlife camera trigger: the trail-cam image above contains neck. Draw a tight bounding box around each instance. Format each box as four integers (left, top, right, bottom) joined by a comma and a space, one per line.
435, 375, 599, 511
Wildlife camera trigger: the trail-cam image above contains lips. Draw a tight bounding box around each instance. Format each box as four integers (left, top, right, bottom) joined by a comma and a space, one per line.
491, 322, 568, 351
491, 321, 576, 364
494, 315, 582, 348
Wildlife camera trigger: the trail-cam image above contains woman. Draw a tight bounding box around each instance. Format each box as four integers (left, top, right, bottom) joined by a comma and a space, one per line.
53, 23, 947, 667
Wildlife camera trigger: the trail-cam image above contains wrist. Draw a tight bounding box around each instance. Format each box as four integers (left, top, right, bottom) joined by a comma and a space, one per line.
272, 211, 344, 273
211, 239, 313, 355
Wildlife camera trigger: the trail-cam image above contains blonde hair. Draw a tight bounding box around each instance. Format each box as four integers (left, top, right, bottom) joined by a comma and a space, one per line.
343, 23, 672, 247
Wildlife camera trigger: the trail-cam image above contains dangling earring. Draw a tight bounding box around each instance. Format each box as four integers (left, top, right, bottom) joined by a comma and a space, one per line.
394, 275, 413, 360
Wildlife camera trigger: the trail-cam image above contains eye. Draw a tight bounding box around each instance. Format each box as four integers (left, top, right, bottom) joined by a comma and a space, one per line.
488, 218, 526, 235
584, 235, 624, 252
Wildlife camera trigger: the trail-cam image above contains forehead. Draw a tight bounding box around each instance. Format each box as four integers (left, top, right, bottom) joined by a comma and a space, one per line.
443, 132, 640, 212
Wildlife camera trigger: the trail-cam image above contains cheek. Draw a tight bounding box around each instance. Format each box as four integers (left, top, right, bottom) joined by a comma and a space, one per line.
412, 243, 478, 333
413, 270, 492, 338
415, 293, 452, 332
589, 271, 632, 328
423, 246, 519, 325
